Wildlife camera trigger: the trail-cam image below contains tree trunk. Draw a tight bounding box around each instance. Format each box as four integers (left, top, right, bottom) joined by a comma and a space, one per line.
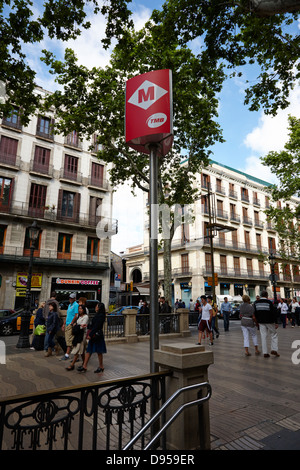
249, 0, 300, 16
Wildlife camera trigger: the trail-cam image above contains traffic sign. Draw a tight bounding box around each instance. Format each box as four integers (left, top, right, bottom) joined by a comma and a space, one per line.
125, 69, 173, 156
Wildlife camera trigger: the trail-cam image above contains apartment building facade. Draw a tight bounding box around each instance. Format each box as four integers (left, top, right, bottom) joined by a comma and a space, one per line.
124, 160, 300, 305
0, 86, 116, 310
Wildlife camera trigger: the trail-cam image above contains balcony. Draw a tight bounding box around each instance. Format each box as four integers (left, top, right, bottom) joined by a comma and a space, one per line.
0, 152, 21, 169
0, 199, 118, 232
203, 237, 269, 255
202, 266, 270, 280
254, 219, 264, 229
242, 217, 253, 226
29, 160, 54, 178
216, 209, 228, 220
88, 176, 109, 190
59, 168, 82, 184
241, 194, 250, 203
0, 246, 109, 269
230, 213, 241, 224
253, 198, 261, 207
229, 190, 238, 200
215, 184, 226, 196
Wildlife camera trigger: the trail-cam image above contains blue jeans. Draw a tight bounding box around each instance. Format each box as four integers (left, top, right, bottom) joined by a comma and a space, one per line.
223, 312, 230, 331
44, 331, 55, 350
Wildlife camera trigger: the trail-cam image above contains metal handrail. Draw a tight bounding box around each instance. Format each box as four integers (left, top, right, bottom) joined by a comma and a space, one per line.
123, 381, 212, 450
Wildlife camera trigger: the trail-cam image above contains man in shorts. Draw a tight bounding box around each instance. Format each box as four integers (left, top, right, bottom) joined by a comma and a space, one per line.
197, 295, 213, 346
60, 293, 78, 361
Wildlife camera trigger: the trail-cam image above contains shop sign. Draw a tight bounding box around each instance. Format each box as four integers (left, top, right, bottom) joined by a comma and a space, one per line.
16, 272, 42, 288
55, 278, 100, 286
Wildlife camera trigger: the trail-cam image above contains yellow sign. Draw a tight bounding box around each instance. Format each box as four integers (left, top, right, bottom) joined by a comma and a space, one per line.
207, 274, 218, 286
16, 288, 26, 297
16, 272, 43, 289
16, 314, 34, 330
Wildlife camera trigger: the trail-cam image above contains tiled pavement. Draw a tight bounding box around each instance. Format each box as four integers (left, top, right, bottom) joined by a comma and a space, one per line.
1, 320, 300, 450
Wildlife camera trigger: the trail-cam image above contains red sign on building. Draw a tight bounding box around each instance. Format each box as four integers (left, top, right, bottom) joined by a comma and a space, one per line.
125, 69, 173, 156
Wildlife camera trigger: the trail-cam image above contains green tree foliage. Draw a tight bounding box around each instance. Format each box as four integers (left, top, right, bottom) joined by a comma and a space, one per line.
262, 116, 300, 260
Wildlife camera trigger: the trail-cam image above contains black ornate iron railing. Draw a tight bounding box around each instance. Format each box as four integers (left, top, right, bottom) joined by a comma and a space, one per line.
0, 371, 171, 451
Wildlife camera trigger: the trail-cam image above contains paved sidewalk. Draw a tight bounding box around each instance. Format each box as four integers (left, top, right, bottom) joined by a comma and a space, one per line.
1, 321, 300, 450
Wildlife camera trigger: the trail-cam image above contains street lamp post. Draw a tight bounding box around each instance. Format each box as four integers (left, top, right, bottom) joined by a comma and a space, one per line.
16, 221, 41, 349
268, 251, 277, 303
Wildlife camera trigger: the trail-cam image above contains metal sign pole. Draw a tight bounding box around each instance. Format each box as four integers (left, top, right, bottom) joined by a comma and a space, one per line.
149, 144, 159, 373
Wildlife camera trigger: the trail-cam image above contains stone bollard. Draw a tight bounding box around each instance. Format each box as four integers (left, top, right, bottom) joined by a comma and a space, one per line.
123, 308, 138, 343
177, 308, 190, 336
154, 342, 213, 450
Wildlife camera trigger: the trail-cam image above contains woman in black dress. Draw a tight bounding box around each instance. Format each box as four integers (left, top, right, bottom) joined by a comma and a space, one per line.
77, 302, 107, 373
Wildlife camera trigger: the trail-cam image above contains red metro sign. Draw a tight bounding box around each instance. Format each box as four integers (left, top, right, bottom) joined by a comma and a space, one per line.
125, 69, 173, 156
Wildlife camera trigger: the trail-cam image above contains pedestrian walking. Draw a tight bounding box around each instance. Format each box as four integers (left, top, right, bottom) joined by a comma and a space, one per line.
221, 297, 232, 331
44, 302, 60, 357
30, 301, 46, 351
77, 302, 107, 373
253, 290, 280, 358
278, 298, 289, 328
207, 295, 219, 339
66, 305, 89, 371
61, 293, 79, 361
196, 295, 213, 346
240, 294, 260, 356
290, 297, 299, 327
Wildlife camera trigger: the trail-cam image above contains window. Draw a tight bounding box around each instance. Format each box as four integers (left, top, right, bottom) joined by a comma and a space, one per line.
63, 154, 78, 181
253, 191, 260, 206
57, 233, 72, 260
92, 134, 103, 153
244, 231, 250, 249
259, 260, 264, 276
256, 233, 262, 251
28, 183, 47, 217
0, 136, 18, 165
36, 116, 53, 140
89, 196, 102, 226
229, 183, 237, 198
0, 177, 14, 211
181, 253, 189, 273
23, 227, 41, 257
232, 230, 238, 248
246, 258, 253, 275
91, 162, 104, 187
205, 253, 212, 272
2, 106, 22, 130
87, 237, 100, 261
201, 173, 210, 190
201, 195, 208, 214
65, 131, 80, 148
233, 257, 240, 275
268, 237, 276, 253
33, 146, 50, 173
57, 190, 81, 223
0, 225, 7, 254
220, 255, 227, 274
241, 187, 249, 202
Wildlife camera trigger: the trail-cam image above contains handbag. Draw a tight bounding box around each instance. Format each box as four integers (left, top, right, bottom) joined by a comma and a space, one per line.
34, 324, 46, 336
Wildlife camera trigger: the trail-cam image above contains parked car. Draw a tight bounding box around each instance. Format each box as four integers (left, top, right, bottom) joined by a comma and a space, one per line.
108, 306, 139, 315
0, 309, 34, 336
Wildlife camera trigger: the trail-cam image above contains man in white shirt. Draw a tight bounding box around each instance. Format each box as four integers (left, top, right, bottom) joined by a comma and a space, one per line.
197, 295, 213, 346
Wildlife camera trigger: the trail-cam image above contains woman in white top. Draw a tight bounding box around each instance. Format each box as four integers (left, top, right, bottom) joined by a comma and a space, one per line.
278, 298, 289, 328
290, 297, 300, 327
66, 305, 89, 370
